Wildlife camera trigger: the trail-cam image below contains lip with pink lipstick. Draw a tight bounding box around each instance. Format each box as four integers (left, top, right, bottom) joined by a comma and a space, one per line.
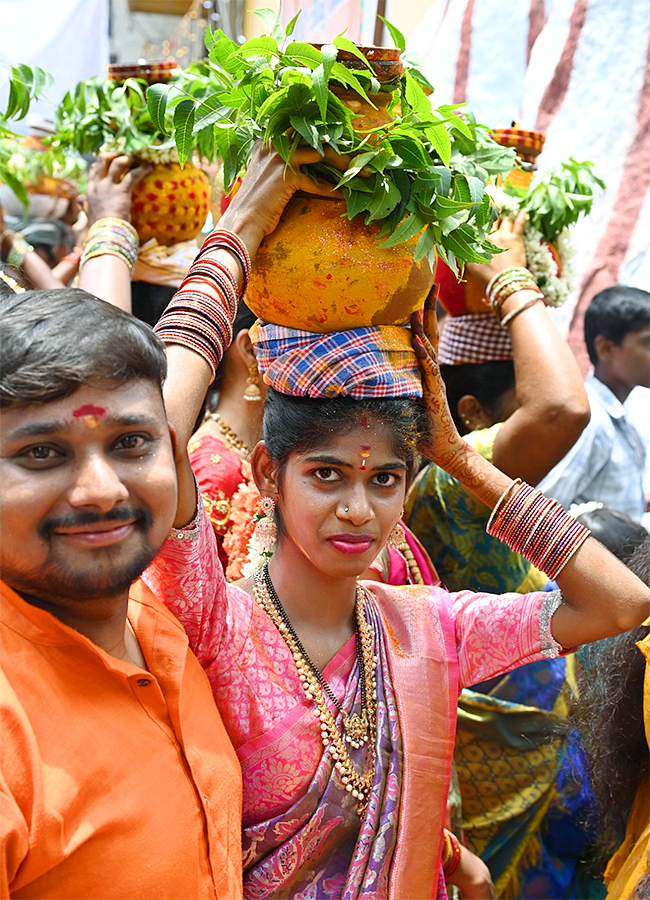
327, 533, 374, 556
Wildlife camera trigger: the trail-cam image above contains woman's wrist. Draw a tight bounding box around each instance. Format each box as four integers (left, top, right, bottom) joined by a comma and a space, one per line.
439, 443, 513, 510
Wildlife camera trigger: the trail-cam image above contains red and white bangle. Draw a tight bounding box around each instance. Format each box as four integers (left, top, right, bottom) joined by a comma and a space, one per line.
487, 479, 591, 580
198, 229, 251, 298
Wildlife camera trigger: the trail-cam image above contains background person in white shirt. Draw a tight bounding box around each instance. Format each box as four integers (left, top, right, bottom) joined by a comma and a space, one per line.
539, 286, 650, 522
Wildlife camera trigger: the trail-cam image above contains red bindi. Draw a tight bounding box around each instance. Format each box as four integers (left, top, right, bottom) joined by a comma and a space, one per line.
72, 403, 106, 429
359, 445, 371, 469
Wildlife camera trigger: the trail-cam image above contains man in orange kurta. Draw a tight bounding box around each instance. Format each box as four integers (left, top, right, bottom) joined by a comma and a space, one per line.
0, 290, 243, 899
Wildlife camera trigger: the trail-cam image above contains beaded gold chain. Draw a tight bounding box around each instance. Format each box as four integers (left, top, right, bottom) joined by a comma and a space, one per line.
252, 564, 378, 816
206, 411, 249, 457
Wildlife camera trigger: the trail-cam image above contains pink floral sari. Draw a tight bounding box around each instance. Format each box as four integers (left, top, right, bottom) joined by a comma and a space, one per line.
144, 511, 564, 899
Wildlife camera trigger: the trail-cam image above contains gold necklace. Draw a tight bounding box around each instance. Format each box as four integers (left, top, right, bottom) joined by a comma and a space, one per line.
206, 411, 249, 457
252, 564, 378, 816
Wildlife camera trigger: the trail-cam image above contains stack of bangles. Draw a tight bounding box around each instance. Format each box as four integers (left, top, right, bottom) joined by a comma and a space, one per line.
442, 829, 462, 878
487, 479, 591, 580
153, 230, 251, 382
80, 217, 139, 275
485, 266, 545, 327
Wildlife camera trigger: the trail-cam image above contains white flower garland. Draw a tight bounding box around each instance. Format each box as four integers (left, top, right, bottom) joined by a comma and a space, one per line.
241, 514, 275, 578
486, 185, 576, 308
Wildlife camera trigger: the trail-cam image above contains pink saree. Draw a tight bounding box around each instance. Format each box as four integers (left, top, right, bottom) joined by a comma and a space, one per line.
144, 511, 564, 899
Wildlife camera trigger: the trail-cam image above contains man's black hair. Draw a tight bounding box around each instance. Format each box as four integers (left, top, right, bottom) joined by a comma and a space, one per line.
584, 286, 650, 366
0, 288, 167, 409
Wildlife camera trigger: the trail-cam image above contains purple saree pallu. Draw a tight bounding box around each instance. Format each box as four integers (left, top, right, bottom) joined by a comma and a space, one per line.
240, 603, 407, 900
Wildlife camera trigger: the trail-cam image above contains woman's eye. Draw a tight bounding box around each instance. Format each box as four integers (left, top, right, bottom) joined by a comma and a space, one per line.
373, 472, 399, 487
314, 467, 340, 482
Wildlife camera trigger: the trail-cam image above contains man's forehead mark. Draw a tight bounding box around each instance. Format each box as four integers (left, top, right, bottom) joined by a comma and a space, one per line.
72, 404, 106, 430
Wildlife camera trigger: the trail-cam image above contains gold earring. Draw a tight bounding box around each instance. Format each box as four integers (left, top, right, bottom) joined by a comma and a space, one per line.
386, 514, 405, 550
244, 361, 262, 402
252, 496, 277, 551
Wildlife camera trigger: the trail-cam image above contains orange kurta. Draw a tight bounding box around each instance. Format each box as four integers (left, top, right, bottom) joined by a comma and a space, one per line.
0, 579, 243, 900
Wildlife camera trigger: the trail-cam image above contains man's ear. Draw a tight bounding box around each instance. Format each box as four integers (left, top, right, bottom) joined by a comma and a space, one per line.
594, 334, 615, 363
250, 441, 279, 496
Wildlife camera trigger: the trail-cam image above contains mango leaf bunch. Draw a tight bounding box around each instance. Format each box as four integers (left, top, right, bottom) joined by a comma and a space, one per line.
0, 63, 53, 205
51, 66, 221, 163
148, 9, 517, 275
502, 157, 605, 243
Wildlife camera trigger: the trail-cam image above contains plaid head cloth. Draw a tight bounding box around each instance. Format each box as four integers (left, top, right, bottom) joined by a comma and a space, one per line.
249, 323, 423, 398
438, 313, 513, 365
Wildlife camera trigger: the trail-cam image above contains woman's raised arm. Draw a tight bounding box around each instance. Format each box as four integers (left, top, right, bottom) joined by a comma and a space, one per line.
412, 300, 650, 648
157, 143, 342, 525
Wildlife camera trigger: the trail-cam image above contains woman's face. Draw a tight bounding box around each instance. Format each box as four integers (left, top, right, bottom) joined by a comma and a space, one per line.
275, 421, 408, 578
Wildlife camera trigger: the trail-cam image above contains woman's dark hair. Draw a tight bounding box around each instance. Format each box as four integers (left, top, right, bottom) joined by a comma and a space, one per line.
0, 288, 167, 409
573, 537, 650, 867
576, 507, 649, 562
263, 387, 430, 487
441, 360, 516, 432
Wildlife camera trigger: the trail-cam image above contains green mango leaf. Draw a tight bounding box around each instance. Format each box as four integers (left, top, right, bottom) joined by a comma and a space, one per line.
284, 41, 323, 68
426, 122, 451, 167
239, 36, 279, 59
147, 83, 170, 134
378, 15, 406, 52
333, 35, 374, 72
252, 6, 282, 35
285, 11, 300, 37
173, 99, 195, 166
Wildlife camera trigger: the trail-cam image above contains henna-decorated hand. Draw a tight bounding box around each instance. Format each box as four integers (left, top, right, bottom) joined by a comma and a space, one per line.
410, 293, 465, 468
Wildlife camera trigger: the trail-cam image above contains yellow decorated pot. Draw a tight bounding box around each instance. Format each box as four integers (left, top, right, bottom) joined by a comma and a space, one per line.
130, 162, 210, 246
246, 193, 434, 332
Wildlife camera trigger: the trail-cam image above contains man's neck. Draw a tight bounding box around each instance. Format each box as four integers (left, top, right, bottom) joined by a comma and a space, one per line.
17, 590, 143, 665
593, 365, 633, 405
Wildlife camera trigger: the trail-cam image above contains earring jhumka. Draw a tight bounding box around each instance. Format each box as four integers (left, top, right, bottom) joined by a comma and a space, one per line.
386, 515, 405, 550
252, 495, 277, 551
243, 361, 262, 402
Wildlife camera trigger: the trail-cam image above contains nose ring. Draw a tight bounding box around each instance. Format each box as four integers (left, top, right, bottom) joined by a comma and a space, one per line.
344, 506, 349, 513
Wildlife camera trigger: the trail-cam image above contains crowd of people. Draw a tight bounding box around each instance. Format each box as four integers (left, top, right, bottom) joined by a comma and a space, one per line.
1, 115, 650, 900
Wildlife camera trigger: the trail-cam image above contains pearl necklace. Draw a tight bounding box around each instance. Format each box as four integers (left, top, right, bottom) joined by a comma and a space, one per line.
206, 411, 249, 457
252, 564, 378, 816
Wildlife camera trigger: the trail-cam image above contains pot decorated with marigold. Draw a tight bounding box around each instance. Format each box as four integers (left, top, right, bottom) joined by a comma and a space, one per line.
52, 61, 215, 246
